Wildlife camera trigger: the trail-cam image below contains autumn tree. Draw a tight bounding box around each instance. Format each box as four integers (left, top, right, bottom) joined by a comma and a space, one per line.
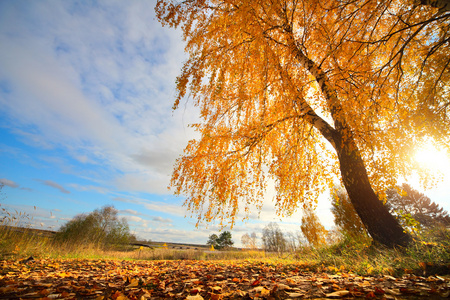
386, 183, 450, 230
300, 207, 328, 247
331, 186, 369, 239
157, 0, 450, 247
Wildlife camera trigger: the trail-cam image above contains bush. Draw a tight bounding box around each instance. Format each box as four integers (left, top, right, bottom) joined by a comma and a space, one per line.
54, 206, 135, 249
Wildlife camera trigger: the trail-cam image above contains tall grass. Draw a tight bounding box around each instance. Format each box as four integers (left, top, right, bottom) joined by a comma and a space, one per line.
0, 205, 53, 259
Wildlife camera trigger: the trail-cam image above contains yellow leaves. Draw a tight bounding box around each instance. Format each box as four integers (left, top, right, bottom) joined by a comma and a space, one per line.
56, 271, 72, 278
300, 206, 328, 247
126, 278, 140, 288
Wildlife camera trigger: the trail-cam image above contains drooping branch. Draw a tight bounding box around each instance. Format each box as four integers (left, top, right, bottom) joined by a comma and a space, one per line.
414, 0, 450, 12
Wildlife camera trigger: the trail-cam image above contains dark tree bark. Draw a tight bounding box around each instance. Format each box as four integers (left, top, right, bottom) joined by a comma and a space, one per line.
335, 136, 412, 248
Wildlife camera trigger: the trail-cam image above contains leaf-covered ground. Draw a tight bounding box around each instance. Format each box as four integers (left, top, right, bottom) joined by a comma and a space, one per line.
0, 258, 449, 299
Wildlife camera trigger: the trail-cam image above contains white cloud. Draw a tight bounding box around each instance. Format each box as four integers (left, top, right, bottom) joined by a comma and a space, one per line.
143, 201, 186, 217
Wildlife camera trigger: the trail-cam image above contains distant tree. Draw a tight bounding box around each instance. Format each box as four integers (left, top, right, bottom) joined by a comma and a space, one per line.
300, 207, 328, 248
207, 231, 234, 250
331, 186, 369, 239
206, 233, 219, 248
217, 231, 234, 249
55, 205, 135, 247
386, 183, 450, 231
241, 232, 258, 249
262, 222, 287, 254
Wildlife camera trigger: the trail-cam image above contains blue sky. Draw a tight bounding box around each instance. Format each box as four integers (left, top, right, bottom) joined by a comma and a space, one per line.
0, 1, 449, 247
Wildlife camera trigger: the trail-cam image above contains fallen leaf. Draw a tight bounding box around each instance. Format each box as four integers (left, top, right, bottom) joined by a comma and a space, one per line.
210, 294, 223, 300
127, 278, 140, 287
251, 286, 270, 296
325, 290, 350, 298
366, 291, 376, 298
286, 291, 305, 298
233, 290, 246, 297
251, 279, 261, 286
186, 295, 204, 300
190, 287, 202, 294
385, 288, 402, 296
276, 283, 290, 290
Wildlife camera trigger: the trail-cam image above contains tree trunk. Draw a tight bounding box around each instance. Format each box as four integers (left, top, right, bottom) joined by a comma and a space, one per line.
283, 30, 411, 248
335, 137, 412, 248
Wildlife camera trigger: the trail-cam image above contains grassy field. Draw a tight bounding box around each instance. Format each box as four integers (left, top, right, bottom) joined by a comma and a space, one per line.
1, 222, 449, 278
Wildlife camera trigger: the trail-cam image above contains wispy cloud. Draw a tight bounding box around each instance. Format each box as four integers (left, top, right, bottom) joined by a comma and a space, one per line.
36, 179, 70, 194
120, 209, 140, 215
0, 178, 32, 191
0, 178, 19, 188
69, 183, 109, 194
152, 216, 172, 223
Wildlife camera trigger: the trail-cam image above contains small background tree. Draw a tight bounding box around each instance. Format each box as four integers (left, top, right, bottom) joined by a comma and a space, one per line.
262, 222, 287, 255
385, 183, 450, 234
241, 232, 258, 250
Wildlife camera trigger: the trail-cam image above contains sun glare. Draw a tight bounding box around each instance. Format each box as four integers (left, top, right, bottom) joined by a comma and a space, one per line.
414, 143, 450, 174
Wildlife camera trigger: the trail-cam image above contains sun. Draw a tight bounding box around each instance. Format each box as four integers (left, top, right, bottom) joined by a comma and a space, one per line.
414, 142, 450, 174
